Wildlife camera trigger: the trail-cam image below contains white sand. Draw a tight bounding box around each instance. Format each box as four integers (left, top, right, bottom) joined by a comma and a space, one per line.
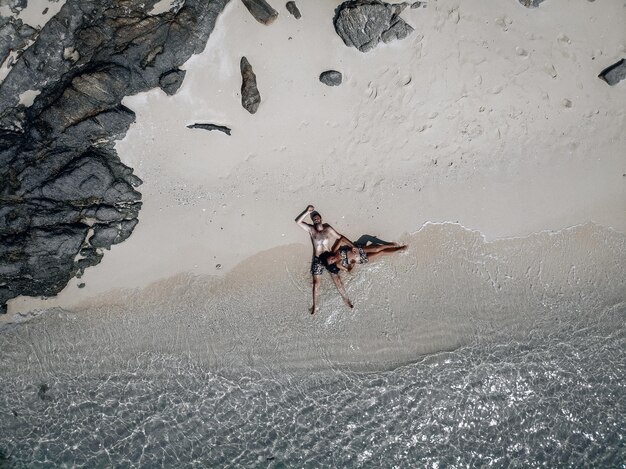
6, 0, 626, 324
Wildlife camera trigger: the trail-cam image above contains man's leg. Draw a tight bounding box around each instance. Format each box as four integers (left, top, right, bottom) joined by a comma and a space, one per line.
331, 273, 353, 309
311, 275, 321, 314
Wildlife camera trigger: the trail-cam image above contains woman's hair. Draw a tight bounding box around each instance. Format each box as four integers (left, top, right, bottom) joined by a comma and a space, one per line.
319, 251, 336, 266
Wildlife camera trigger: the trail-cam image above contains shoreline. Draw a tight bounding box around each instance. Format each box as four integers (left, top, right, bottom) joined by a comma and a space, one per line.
4, 222, 625, 372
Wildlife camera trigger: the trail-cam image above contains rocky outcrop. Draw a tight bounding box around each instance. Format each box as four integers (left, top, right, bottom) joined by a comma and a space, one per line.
319, 70, 342, 86
0, 0, 229, 311
599, 59, 626, 86
241, 0, 278, 25
333, 0, 414, 53
240, 56, 261, 114
286, 1, 302, 19
0, 15, 37, 66
187, 123, 232, 135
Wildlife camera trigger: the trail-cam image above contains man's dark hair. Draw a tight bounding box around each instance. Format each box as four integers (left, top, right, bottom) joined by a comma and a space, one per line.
310, 211, 321, 220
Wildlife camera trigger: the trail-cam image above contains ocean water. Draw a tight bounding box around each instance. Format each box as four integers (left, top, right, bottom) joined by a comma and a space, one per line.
0, 304, 624, 467
1, 223, 625, 466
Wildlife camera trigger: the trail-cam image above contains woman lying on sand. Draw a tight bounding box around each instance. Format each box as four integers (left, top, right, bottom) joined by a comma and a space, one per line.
321, 243, 407, 273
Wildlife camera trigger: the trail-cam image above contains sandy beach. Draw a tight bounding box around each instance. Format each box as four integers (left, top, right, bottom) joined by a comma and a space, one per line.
5, 0, 625, 320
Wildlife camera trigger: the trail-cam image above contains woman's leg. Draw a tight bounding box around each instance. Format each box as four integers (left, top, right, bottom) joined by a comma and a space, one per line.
362, 244, 407, 262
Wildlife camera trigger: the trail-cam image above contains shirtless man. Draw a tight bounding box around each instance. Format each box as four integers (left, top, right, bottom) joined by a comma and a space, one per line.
295, 205, 356, 314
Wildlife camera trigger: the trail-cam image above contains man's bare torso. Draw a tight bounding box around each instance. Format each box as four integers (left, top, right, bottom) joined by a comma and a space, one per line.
309, 224, 340, 257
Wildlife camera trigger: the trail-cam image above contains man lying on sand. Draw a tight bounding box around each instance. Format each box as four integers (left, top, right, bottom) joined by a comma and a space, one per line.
295, 205, 356, 314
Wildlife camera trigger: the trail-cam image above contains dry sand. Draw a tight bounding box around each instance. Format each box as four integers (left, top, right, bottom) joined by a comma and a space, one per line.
4, 0, 626, 367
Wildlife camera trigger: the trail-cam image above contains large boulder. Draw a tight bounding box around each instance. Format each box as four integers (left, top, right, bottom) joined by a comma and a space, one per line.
333, 0, 414, 52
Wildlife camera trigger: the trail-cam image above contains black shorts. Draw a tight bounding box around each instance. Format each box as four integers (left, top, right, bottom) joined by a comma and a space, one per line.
311, 255, 339, 275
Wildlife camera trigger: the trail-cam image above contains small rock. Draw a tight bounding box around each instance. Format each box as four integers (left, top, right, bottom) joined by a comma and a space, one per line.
285, 1, 301, 18
216, 264, 222, 269
78, 283, 86, 288
598, 58, 626, 86
319, 70, 342, 86
562, 98, 572, 108
240, 56, 261, 114
241, 0, 278, 25
38, 384, 49, 400
518, 0, 545, 7
159, 69, 186, 96
410, 1, 422, 8
187, 123, 231, 135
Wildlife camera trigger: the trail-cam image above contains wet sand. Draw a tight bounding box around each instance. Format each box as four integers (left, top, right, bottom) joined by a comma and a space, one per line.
4, 223, 625, 372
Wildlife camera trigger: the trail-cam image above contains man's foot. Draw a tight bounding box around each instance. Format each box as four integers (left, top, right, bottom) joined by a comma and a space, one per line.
310, 305, 319, 315
344, 299, 354, 309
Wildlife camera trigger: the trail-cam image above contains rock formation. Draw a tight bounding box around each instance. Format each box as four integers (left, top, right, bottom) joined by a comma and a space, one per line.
187, 123, 232, 135
159, 69, 187, 96
319, 70, 343, 86
240, 56, 261, 114
0, 0, 229, 312
0, 15, 37, 66
286, 1, 302, 19
241, 0, 279, 25
333, 0, 414, 53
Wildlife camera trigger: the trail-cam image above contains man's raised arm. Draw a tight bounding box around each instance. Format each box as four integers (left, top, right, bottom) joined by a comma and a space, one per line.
295, 205, 314, 231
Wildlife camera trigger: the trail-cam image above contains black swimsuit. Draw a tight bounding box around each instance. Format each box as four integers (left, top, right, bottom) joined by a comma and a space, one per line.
339, 247, 350, 268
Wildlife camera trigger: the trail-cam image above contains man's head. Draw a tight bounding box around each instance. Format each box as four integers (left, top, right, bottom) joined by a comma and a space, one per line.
310, 211, 322, 226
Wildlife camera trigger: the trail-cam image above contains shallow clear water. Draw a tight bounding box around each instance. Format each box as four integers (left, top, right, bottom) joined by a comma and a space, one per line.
1, 306, 624, 467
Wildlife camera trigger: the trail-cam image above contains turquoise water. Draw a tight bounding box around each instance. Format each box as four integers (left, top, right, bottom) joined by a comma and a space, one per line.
1, 306, 624, 467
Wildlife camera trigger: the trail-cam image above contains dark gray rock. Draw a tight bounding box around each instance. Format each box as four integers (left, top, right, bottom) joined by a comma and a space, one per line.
0, 15, 37, 66
4, 0, 27, 15
286, 1, 301, 19
90, 223, 122, 248
392, 2, 410, 14
159, 69, 186, 95
241, 0, 278, 25
187, 123, 232, 135
410, 1, 423, 8
598, 59, 626, 86
240, 56, 261, 114
0, 0, 229, 312
518, 0, 544, 7
334, 0, 414, 53
319, 70, 342, 86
